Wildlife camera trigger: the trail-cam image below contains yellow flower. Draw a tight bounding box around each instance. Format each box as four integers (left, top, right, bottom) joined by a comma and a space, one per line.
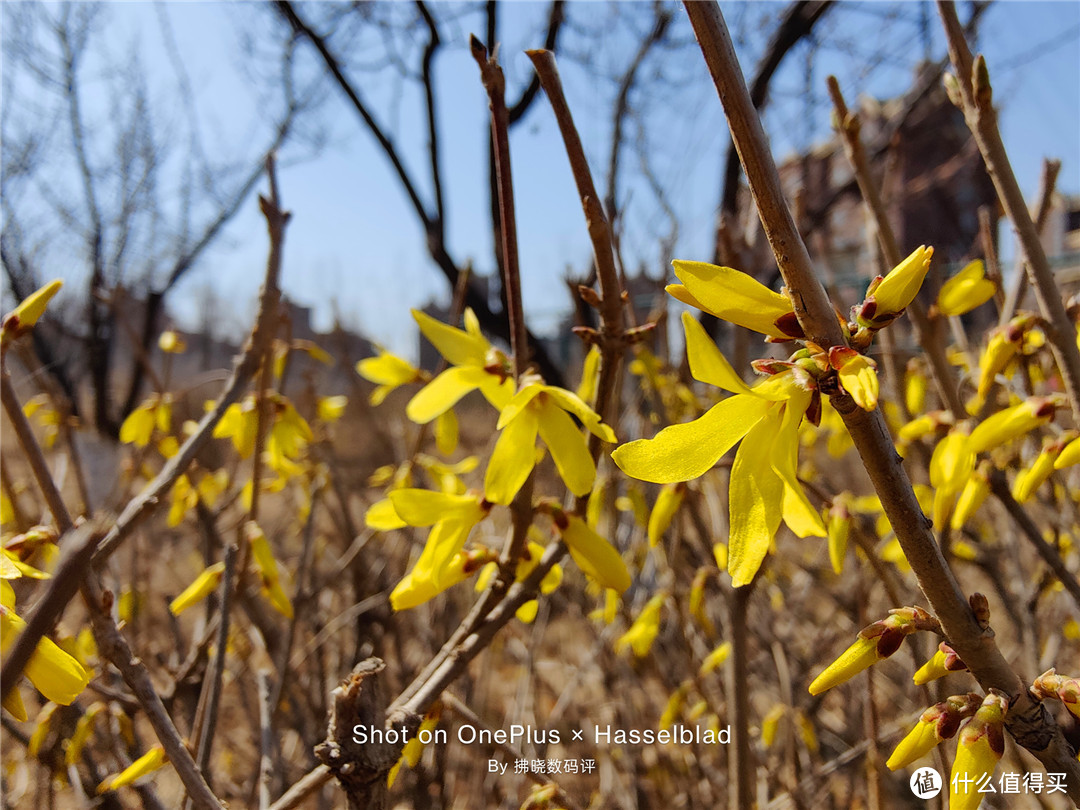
485, 379, 615, 503
169, 562, 226, 616
214, 396, 259, 457
667, 261, 801, 340
245, 522, 293, 619
951, 461, 991, 530
967, 395, 1060, 454
614, 314, 823, 586
357, 348, 426, 406
98, 745, 168, 793
830, 348, 878, 411
384, 489, 492, 610
317, 395, 348, 423
937, 260, 995, 317
1, 279, 63, 346
549, 509, 630, 593
614, 592, 666, 657
826, 496, 852, 575
119, 394, 172, 447
807, 636, 879, 695
950, 693, 1006, 810
887, 719, 940, 771
809, 607, 930, 695
905, 359, 927, 415
929, 425, 974, 528
158, 331, 187, 353
1013, 432, 1074, 503
0, 602, 89, 709
699, 642, 732, 675
859, 246, 934, 327
405, 309, 514, 423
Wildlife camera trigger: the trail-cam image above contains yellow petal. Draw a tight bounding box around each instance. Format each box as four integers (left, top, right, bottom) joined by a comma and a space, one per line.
699, 642, 731, 675
412, 308, 489, 367
119, 404, 156, 447
808, 636, 879, 695
24, 635, 91, 705
612, 395, 767, 484
357, 351, 421, 386
937, 260, 995, 316
647, 484, 684, 547
541, 386, 617, 443
912, 649, 951, 685
728, 411, 785, 587
387, 490, 484, 527
2, 684, 27, 721
434, 409, 458, 456
1054, 435, 1080, 469
169, 562, 226, 616
682, 312, 757, 395
98, 745, 167, 793
560, 516, 631, 593
2, 280, 63, 344
870, 246, 933, 318
950, 733, 1001, 810
537, 400, 596, 497
365, 498, 408, 530
671, 261, 797, 338
577, 345, 601, 405
968, 398, 1055, 454
886, 719, 940, 770
837, 354, 879, 411
317, 395, 348, 422
484, 407, 539, 505
614, 593, 665, 657
406, 366, 493, 424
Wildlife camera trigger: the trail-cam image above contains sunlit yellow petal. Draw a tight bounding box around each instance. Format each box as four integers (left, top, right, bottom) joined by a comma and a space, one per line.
614, 593, 665, 657
406, 366, 493, 424
681, 312, 756, 395
2, 280, 63, 344
98, 745, 167, 793
169, 562, 226, 616
870, 246, 933, 318
886, 719, 941, 770
937, 260, 995, 316
387, 490, 484, 527
612, 395, 767, 484
484, 407, 539, 505
671, 261, 797, 338
808, 637, 879, 695
728, 412, 785, 587
412, 309, 489, 367
537, 401, 595, 496
560, 516, 630, 593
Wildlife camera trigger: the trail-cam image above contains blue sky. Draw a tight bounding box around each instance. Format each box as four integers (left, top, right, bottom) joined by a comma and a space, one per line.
4, 2, 1078, 359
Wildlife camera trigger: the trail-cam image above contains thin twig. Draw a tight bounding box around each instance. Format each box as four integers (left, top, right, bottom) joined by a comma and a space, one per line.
194, 543, 238, 776
257, 670, 275, 810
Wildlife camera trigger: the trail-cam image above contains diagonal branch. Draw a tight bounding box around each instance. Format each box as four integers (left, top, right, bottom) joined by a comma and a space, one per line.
684, 1, 1080, 796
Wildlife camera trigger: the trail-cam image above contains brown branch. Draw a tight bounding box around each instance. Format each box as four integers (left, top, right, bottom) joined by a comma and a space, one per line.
938, 2, 1080, 424
193, 543, 238, 777
686, 0, 1080, 796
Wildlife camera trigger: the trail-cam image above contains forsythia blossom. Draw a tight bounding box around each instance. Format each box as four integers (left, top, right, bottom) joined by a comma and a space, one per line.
614, 313, 824, 586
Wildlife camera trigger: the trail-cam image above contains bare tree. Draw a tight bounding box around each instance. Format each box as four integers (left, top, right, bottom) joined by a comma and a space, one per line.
0, 2, 315, 436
